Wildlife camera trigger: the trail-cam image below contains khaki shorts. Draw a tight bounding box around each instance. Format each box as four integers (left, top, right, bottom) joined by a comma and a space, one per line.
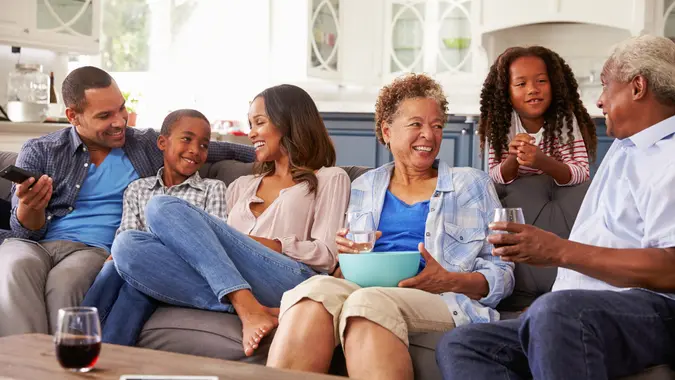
279, 276, 455, 347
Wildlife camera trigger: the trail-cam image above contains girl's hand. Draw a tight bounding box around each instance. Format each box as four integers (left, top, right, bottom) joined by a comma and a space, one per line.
516, 143, 547, 168
335, 228, 382, 254
508, 133, 535, 155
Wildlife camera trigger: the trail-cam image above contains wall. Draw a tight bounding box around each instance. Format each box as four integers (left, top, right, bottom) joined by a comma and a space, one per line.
0, 44, 69, 108
482, 22, 632, 116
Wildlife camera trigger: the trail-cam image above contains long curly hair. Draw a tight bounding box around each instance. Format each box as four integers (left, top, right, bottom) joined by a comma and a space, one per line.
478, 46, 597, 162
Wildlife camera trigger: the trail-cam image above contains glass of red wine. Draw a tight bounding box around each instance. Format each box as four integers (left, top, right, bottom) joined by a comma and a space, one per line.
491, 208, 525, 248
54, 307, 102, 372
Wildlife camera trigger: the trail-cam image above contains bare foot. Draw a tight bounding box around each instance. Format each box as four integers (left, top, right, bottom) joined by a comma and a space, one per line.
241, 306, 278, 357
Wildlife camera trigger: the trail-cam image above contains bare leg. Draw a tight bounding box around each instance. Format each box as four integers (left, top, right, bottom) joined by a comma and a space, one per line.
343, 317, 413, 380
267, 299, 335, 373
227, 289, 279, 356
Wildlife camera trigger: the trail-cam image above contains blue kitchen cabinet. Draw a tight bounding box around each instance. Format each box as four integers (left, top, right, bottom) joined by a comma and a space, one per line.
322, 113, 610, 174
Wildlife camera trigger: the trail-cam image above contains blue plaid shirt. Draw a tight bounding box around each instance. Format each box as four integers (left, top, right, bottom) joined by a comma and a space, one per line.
9, 126, 255, 241
348, 160, 514, 326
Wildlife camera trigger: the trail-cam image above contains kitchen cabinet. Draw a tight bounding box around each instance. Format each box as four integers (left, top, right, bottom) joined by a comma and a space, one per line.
308, 0, 341, 79
323, 113, 612, 179
478, 0, 646, 35
590, 119, 614, 178
0, 0, 100, 54
384, 0, 477, 79
322, 113, 484, 170
663, 0, 675, 41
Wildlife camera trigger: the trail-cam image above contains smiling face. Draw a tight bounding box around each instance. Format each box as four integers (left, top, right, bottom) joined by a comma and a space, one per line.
66, 81, 128, 149
158, 116, 210, 179
508, 56, 553, 123
382, 97, 444, 171
248, 96, 285, 162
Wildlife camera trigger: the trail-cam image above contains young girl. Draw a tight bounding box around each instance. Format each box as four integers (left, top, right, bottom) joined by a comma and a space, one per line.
479, 46, 597, 186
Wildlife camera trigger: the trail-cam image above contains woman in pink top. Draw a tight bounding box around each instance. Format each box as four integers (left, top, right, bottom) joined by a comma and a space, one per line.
111, 84, 350, 357
481, 46, 597, 185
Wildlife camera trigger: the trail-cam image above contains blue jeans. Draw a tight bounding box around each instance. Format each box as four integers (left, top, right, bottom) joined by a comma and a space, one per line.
436, 289, 675, 380
111, 195, 316, 313
81, 260, 157, 345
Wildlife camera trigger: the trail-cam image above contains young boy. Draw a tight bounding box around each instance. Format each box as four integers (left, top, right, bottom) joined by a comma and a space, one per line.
81, 109, 227, 345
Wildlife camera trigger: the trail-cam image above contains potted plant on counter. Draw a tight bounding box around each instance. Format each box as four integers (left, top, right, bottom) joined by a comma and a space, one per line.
122, 91, 140, 127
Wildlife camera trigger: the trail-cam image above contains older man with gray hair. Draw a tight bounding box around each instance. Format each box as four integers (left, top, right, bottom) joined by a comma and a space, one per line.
436, 34, 675, 380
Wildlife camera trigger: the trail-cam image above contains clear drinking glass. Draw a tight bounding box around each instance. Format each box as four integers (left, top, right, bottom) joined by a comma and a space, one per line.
54, 307, 102, 372
346, 211, 377, 252
492, 207, 525, 247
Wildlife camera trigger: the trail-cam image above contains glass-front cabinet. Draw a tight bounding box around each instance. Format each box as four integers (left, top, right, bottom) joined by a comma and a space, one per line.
0, 0, 100, 54
385, 0, 475, 79
388, 1, 425, 74
436, 0, 472, 75
664, 0, 675, 43
309, 0, 340, 78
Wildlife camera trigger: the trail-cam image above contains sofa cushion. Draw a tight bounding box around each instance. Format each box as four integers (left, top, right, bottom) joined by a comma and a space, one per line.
0, 151, 18, 202
138, 306, 271, 365
495, 175, 590, 312
198, 161, 371, 187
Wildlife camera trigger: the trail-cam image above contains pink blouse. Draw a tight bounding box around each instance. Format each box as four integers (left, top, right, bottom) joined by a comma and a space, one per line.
225, 167, 350, 273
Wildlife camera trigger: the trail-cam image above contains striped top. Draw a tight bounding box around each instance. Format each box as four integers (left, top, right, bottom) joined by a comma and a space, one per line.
488, 111, 590, 186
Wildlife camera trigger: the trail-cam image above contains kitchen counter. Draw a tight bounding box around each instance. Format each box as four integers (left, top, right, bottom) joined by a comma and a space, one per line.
0, 121, 71, 152
0, 120, 70, 134
0, 121, 252, 152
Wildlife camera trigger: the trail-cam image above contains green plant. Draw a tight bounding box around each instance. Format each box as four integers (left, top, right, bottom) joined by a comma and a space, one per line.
122, 91, 140, 114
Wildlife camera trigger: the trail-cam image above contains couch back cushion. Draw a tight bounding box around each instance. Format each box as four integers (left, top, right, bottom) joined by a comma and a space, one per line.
199, 160, 371, 186
0, 152, 18, 202
495, 175, 590, 311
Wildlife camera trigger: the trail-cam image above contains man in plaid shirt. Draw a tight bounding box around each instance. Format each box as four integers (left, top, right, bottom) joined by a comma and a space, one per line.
0, 67, 253, 337
82, 108, 228, 345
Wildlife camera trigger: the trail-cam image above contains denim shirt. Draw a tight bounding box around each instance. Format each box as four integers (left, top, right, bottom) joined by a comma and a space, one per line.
10, 126, 255, 241
348, 160, 514, 325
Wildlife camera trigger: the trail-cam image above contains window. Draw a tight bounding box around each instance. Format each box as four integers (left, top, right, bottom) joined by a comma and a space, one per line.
69, 0, 271, 132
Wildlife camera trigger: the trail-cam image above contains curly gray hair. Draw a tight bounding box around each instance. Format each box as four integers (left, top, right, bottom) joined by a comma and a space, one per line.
604, 35, 675, 106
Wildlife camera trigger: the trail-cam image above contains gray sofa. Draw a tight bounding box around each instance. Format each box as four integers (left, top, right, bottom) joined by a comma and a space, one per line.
0, 151, 672, 380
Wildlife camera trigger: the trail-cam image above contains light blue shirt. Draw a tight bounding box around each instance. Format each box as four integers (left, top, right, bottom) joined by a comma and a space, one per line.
349, 160, 514, 326
553, 115, 675, 298
43, 148, 139, 251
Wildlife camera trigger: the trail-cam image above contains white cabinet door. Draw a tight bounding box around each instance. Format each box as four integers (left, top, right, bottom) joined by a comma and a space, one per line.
663, 0, 675, 41
384, 0, 427, 76
384, 0, 478, 79
0, 0, 100, 54
435, 0, 474, 75
479, 0, 640, 34
0, 0, 35, 46
308, 0, 341, 79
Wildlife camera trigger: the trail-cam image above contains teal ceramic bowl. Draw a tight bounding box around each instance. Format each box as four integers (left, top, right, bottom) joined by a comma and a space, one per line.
338, 251, 421, 288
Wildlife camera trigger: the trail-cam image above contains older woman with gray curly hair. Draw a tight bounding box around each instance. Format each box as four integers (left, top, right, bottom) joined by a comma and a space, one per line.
266, 73, 514, 380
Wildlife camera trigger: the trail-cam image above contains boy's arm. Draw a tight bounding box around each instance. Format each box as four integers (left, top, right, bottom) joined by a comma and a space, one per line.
205, 180, 228, 222
117, 182, 144, 235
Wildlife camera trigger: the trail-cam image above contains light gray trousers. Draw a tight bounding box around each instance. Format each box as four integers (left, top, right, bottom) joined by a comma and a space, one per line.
0, 238, 107, 337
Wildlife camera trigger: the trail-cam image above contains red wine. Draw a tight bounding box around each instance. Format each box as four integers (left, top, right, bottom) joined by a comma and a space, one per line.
55, 337, 101, 369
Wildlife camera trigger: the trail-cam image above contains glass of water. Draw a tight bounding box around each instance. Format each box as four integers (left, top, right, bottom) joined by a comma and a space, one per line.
491, 208, 525, 247
346, 211, 376, 253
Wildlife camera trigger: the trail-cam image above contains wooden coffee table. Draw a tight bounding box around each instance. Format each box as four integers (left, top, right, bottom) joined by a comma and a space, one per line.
0, 334, 340, 380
